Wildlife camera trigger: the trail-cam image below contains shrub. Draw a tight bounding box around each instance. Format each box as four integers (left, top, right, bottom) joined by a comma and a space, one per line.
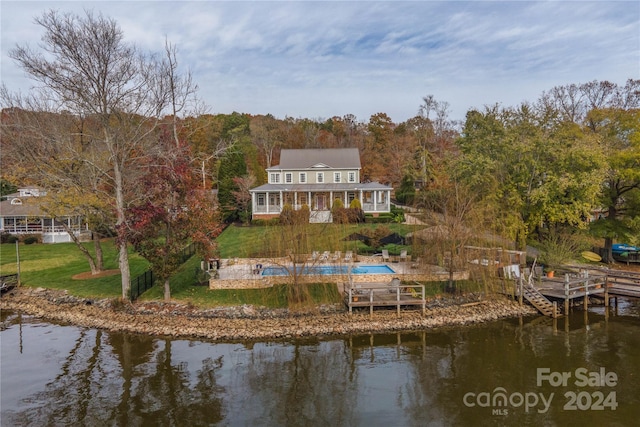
280, 203, 295, 225
294, 204, 310, 224
332, 207, 349, 224
23, 235, 39, 245
0, 233, 19, 244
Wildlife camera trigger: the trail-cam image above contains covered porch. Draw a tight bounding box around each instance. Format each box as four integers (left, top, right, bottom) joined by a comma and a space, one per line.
250, 182, 392, 222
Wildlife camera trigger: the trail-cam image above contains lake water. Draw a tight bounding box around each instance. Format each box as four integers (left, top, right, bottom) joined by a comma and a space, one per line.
2, 301, 639, 426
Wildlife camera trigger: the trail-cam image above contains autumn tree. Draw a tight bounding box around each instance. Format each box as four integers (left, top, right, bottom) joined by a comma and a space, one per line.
587, 107, 640, 261
364, 113, 395, 182
4, 10, 192, 298
126, 128, 221, 301
454, 101, 607, 249
232, 174, 256, 225
0, 104, 112, 274
250, 114, 281, 168
539, 79, 640, 260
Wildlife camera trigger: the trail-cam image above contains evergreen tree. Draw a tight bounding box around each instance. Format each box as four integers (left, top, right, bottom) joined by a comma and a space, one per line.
217, 149, 247, 222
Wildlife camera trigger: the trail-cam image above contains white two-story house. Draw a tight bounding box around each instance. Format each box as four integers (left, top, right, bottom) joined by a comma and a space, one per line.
250, 148, 393, 223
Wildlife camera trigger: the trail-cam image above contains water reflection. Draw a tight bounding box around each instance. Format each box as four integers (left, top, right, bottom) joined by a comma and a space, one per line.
1, 303, 639, 426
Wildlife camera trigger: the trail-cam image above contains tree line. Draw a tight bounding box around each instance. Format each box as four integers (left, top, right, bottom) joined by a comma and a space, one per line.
1, 10, 638, 302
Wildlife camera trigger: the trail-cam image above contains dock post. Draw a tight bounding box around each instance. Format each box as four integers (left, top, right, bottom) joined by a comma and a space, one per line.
564, 276, 570, 314
518, 277, 523, 306
369, 290, 374, 317
604, 284, 609, 320
553, 301, 558, 319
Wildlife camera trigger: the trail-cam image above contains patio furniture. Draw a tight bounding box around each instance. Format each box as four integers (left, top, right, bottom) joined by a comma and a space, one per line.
344, 251, 353, 262
382, 249, 390, 262
400, 250, 407, 262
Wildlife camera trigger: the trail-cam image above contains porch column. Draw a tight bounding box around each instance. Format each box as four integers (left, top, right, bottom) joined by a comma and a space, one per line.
279, 191, 283, 211
251, 192, 256, 213
308, 191, 312, 210
266, 191, 270, 213
330, 191, 333, 208
374, 191, 377, 211
359, 190, 363, 208
294, 192, 298, 209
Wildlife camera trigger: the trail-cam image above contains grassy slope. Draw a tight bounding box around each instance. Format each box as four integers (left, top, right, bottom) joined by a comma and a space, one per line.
1, 223, 416, 306
1, 240, 149, 298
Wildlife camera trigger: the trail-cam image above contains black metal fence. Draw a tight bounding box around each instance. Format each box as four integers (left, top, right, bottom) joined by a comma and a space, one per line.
130, 269, 154, 302
129, 243, 197, 301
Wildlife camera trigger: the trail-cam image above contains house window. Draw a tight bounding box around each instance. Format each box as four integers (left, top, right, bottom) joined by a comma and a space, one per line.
299, 172, 307, 183
257, 194, 265, 206
334, 172, 341, 183
348, 171, 356, 183
299, 194, 307, 205
317, 172, 324, 183
285, 173, 292, 184
270, 173, 280, 184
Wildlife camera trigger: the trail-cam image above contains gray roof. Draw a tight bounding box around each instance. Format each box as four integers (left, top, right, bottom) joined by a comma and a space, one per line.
0, 197, 46, 217
270, 148, 361, 170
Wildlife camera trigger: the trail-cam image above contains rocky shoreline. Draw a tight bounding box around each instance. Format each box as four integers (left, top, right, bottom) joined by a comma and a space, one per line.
1, 287, 538, 341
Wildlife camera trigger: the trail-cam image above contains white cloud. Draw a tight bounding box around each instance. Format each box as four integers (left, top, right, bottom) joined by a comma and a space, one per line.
1, 1, 638, 123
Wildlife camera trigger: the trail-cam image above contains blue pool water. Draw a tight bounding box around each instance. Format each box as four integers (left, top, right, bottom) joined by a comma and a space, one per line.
261, 264, 395, 276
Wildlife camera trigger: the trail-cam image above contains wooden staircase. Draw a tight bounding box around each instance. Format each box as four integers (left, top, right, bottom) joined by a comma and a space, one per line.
520, 283, 558, 317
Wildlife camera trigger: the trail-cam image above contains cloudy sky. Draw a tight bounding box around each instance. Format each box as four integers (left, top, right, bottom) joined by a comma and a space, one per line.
1, 1, 638, 123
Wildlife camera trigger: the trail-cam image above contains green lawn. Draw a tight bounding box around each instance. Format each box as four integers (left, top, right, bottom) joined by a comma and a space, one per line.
1, 222, 420, 307
216, 222, 417, 258
139, 255, 341, 308
1, 240, 149, 298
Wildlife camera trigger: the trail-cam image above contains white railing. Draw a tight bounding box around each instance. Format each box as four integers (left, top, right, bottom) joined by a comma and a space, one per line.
362, 203, 390, 212
1, 225, 84, 234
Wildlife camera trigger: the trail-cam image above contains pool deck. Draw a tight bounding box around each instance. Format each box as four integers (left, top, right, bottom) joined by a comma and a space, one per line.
209, 256, 468, 290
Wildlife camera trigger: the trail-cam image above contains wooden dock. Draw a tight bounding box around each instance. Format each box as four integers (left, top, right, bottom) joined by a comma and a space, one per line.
513, 269, 640, 317
343, 281, 426, 316
605, 270, 640, 299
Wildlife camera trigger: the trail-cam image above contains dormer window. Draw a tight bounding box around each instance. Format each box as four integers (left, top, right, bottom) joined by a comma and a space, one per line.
10, 198, 23, 205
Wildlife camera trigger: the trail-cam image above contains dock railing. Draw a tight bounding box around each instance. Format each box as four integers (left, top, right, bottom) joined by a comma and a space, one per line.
344, 281, 426, 316
562, 271, 606, 312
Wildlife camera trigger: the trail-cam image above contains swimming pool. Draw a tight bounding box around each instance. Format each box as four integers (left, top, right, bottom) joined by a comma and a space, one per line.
261, 264, 396, 276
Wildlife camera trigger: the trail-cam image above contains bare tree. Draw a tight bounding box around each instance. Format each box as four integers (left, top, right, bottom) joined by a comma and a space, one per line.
250, 114, 281, 168
4, 10, 186, 299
